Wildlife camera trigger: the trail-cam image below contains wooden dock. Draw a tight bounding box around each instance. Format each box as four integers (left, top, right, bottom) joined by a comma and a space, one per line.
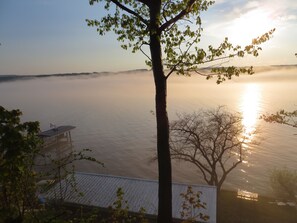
42, 172, 217, 223
38, 125, 75, 148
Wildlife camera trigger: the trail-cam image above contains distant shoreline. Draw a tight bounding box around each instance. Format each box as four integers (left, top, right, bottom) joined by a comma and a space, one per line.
0, 69, 149, 83
1, 65, 296, 83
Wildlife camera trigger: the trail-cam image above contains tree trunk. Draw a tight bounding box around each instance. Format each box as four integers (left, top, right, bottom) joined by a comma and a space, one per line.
149, 2, 172, 222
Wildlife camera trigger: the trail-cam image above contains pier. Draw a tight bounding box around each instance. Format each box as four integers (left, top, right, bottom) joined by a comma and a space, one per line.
43, 172, 217, 223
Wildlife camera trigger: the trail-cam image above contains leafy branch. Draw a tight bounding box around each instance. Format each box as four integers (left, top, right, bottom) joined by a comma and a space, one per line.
261, 109, 297, 128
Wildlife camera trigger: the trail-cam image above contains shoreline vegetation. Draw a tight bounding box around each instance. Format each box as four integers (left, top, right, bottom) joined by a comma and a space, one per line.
1, 65, 297, 83
217, 189, 296, 223
37, 189, 297, 223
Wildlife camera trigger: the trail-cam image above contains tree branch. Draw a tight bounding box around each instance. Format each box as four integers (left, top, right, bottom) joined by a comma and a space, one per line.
110, 0, 148, 25
136, 0, 149, 6
140, 43, 152, 61
160, 0, 196, 32
165, 34, 201, 79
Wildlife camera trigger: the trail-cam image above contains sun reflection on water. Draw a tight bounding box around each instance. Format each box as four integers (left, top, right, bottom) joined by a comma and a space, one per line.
237, 84, 261, 191
240, 84, 261, 139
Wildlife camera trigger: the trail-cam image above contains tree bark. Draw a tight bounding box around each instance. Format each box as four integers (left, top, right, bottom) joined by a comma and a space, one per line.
149, 2, 172, 222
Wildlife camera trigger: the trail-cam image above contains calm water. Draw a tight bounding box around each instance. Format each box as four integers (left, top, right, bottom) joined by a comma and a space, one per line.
1, 68, 297, 196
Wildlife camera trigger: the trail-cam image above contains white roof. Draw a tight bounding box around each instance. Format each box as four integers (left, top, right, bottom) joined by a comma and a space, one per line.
38, 125, 75, 138
43, 172, 216, 223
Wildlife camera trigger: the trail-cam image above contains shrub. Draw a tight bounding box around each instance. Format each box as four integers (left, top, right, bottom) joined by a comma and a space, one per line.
270, 167, 297, 201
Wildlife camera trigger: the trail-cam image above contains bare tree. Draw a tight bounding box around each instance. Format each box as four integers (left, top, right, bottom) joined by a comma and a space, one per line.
170, 107, 252, 192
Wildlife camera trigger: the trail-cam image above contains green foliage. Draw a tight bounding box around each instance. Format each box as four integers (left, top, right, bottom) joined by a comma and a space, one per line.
180, 186, 209, 223
101, 188, 148, 223
87, 0, 150, 54
66, 206, 100, 223
210, 66, 254, 84
87, 1, 274, 81
0, 106, 105, 223
25, 146, 104, 222
270, 168, 297, 201
38, 148, 104, 204
261, 109, 297, 128
0, 106, 40, 222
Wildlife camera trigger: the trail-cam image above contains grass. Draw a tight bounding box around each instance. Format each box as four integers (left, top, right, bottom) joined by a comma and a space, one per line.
218, 190, 297, 223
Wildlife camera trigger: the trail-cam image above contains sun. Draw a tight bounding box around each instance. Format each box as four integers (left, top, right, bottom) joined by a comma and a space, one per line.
228, 9, 276, 45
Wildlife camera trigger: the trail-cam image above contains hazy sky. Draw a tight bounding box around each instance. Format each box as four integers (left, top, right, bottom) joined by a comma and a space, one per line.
0, 0, 296, 75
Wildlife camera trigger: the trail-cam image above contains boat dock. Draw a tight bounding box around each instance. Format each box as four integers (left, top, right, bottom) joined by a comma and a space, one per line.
38, 125, 76, 148
35, 125, 76, 179
43, 172, 217, 223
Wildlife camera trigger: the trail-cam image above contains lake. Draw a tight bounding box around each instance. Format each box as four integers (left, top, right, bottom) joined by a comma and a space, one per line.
1, 67, 296, 196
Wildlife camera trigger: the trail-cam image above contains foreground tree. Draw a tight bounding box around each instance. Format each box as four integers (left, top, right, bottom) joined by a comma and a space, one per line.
0, 106, 104, 222
0, 106, 40, 222
170, 107, 251, 192
87, 1, 274, 221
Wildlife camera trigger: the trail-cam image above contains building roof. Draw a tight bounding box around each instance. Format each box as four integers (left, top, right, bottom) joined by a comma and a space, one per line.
43, 172, 217, 223
38, 125, 75, 138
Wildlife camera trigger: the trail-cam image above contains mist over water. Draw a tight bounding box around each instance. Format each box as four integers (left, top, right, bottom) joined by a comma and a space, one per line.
1, 67, 296, 196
